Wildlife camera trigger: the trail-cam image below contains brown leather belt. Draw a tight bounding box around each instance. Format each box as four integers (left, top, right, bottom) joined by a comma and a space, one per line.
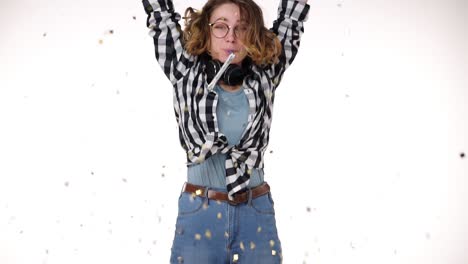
182, 182, 270, 205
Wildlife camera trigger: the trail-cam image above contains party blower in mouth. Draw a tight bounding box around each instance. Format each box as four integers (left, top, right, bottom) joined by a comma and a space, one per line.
207, 52, 236, 91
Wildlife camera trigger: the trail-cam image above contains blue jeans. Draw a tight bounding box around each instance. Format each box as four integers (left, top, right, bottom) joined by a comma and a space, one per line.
170, 184, 283, 264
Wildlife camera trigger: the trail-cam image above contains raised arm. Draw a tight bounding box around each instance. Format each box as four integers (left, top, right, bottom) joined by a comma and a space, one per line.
266, 0, 310, 87
142, 0, 195, 85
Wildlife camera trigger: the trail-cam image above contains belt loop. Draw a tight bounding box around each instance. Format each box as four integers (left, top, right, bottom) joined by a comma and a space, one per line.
203, 186, 211, 205
247, 188, 253, 207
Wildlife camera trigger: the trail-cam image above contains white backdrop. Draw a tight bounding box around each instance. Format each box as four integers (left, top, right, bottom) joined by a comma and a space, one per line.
0, 0, 467, 263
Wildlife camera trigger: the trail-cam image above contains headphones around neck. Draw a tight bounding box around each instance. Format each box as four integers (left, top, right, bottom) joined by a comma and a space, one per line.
206, 59, 246, 86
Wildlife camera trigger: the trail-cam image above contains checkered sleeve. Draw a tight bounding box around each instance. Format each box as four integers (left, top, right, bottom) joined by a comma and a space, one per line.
142, 0, 194, 85
266, 0, 310, 89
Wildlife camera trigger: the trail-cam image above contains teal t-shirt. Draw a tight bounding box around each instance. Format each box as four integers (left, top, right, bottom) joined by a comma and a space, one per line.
187, 85, 264, 189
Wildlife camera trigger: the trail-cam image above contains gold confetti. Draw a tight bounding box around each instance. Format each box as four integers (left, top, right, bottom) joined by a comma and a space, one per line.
240, 241, 245, 251
217, 212, 222, 219
247, 169, 252, 175
195, 189, 202, 196
257, 226, 262, 233
272, 250, 277, 256
233, 254, 239, 262
224, 232, 229, 238
269, 240, 275, 247
216, 200, 222, 205
250, 241, 256, 250
98, 39, 103, 45
194, 234, 201, 240
205, 229, 212, 239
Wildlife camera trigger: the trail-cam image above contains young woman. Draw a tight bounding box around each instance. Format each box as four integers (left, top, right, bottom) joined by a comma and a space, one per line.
142, 0, 309, 263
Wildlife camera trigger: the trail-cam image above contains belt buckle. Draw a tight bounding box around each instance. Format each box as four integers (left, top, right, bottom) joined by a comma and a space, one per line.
227, 196, 240, 206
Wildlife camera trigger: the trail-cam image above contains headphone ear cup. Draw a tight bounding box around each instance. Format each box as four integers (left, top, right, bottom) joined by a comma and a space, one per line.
206, 60, 222, 84
223, 64, 245, 86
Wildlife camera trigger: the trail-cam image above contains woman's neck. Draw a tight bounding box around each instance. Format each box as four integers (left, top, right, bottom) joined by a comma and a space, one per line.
219, 82, 242, 92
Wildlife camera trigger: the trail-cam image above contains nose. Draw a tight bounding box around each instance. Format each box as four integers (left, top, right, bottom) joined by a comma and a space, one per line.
225, 28, 236, 42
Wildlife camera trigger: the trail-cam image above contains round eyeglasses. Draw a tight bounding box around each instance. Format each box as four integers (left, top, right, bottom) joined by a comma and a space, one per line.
208, 22, 248, 39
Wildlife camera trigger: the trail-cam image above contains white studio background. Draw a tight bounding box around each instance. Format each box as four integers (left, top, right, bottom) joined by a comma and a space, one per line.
0, 0, 467, 263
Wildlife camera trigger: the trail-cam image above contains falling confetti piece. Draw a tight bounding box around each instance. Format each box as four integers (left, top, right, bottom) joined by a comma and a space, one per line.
306, 207, 311, 212
233, 254, 239, 262
217, 212, 222, 219
91, 171, 94, 175
270, 240, 275, 247
272, 250, 277, 256
240, 241, 245, 251
224, 232, 229, 238
122, 178, 127, 183
99, 39, 103, 45
205, 229, 212, 239
64, 182, 69, 187
177, 256, 184, 263
269, 150, 273, 154
109, 29, 114, 34
195, 189, 202, 196
461, 152, 465, 158
194, 233, 201, 240
133, 16, 136, 20
257, 226, 262, 233
161, 173, 165, 177
250, 241, 256, 250
43, 32, 47, 37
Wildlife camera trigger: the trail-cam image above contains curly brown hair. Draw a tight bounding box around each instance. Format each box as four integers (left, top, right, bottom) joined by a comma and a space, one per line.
183, 0, 282, 66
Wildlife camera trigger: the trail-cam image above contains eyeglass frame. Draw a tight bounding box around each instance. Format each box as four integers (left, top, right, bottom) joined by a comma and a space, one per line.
208, 21, 248, 39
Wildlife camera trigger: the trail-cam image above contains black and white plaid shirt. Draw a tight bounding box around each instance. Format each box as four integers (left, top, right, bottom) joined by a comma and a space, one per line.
142, 0, 309, 198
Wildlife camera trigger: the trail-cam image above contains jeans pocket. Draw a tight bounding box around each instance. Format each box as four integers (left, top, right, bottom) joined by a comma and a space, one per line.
178, 192, 204, 216
251, 193, 275, 215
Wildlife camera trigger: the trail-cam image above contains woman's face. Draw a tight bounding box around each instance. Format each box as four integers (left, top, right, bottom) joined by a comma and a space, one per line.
208, 3, 248, 65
